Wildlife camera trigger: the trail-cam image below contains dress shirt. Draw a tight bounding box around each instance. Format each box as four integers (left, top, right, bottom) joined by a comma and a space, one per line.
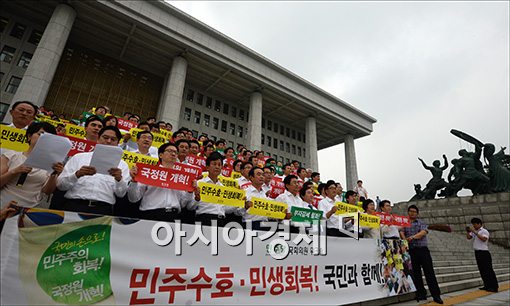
191, 176, 236, 217
401, 219, 429, 248
261, 183, 271, 195
470, 227, 490, 251
275, 190, 304, 213
57, 152, 130, 204
127, 175, 192, 211
318, 197, 339, 229
237, 176, 252, 189
242, 185, 268, 222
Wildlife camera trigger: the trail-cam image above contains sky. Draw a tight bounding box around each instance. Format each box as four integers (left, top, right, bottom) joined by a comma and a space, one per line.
168, 1, 510, 203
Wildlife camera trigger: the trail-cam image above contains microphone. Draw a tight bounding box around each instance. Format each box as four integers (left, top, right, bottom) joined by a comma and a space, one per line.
16, 173, 28, 187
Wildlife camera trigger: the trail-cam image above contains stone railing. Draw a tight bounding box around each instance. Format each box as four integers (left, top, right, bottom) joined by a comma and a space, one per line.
393, 193, 510, 248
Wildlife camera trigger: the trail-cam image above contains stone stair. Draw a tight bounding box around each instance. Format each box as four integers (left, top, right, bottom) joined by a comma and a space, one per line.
344, 230, 510, 306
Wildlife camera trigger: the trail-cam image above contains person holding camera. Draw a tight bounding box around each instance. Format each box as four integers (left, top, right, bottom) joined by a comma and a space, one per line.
466, 218, 499, 293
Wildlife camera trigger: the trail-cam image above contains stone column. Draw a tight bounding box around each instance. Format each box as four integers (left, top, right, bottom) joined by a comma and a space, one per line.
158, 56, 188, 129
247, 91, 262, 151
345, 134, 358, 190
306, 116, 319, 170
8, 4, 76, 110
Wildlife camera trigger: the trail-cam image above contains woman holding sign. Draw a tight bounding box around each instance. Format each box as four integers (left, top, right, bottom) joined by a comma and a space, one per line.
0, 122, 64, 209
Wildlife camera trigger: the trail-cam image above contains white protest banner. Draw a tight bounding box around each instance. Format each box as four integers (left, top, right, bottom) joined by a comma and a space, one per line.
24, 133, 72, 171
0, 208, 415, 306
89, 144, 123, 174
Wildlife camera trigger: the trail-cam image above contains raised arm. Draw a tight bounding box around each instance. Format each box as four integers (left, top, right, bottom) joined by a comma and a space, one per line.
418, 158, 431, 170
441, 154, 449, 170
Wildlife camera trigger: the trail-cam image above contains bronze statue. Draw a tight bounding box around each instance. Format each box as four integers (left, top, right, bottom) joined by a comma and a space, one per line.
418, 155, 449, 199
483, 144, 510, 192
412, 129, 509, 200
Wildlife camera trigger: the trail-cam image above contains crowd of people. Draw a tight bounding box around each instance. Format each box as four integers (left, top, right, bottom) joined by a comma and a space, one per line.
0, 101, 388, 236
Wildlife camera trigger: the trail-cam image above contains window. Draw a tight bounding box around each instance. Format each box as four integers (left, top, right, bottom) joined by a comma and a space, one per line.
303, 134, 306, 143
204, 114, 210, 127
229, 141, 234, 147
215, 100, 221, 112
192, 130, 198, 138
262, 119, 265, 129
292, 130, 296, 139
280, 156, 284, 163
286, 142, 290, 153
303, 148, 306, 158
292, 145, 296, 155
206, 97, 212, 109
0, 102, 9, 121
213, 117, 219, 130
17, 52, 32, 69
237, 125, 243, 138
286, 128, 290, 137
194, 111, 201, 124
229, 123, 235, 135
0, 72, 4, 83
210, 135, 217, 142
5, 76, 21, 94
280, 140, 284, 151
246, 111, 249, 122
186, 89, 194, 102
10, 23, 26, 39
286, 158, 290, 164
184, 108, 191, 121
239, 109, 245, 121
221, 120, 227, 132
0, 45, 16, 63
298, 132, 302, 142
245, 127, 248, 138
267, 120, 272, 131
273, 138, 278, 148
273, 154, 277, 160
232, 106, 237, 118
0, 17, 8, 33
280, 125, 284, 135
298, 147, 302, 157
267, 136, 272, 147
196, 93, 204, 105
261, 134, 265, 145
223, 103, 229, 115
28, 30, 42, 45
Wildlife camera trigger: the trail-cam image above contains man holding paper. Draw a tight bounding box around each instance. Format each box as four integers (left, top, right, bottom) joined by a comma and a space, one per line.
56, 126, 129, 215
128, 143, 193, 222
191, 152, 238, 226
241, 167, 269, 230
318, 181, 343, 237
275, 174, 305, 233
1, 122, 64, 208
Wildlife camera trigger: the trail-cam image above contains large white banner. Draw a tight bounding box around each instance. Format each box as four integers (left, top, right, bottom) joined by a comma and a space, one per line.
0, 208, 415, 305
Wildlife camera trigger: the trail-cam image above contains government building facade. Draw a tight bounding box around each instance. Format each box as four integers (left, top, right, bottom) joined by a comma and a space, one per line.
0, 0, 376, 188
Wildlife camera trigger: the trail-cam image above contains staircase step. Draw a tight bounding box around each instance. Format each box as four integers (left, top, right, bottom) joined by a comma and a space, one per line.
426, 267, 510, 283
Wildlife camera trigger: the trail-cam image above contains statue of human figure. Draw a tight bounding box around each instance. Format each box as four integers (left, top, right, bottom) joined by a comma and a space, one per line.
483, 144, 510, 192
456, 148, 490, 194
418, 155, 449, 199
439, 158, 463, 197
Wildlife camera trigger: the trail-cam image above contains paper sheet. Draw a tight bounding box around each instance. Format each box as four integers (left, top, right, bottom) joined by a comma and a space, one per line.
24, 133, 72, 172
89, 144, 123, 174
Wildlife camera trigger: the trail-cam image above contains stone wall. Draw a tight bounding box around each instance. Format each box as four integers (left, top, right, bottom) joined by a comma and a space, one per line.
393, 193, 510, 248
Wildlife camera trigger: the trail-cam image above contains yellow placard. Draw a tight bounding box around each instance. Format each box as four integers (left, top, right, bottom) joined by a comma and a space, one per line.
218, 175, 239, 188
231, 171, 242, 179
0, 125, 29, 152
198, 182, 246, 208
335, 202, 364, 215
37, 116, 63, 127
248, 197, 288, 220
158, 129, 173, 140
128, 128, 167, 148
122, 151, 159, 169
65, 125, 86, 139
359, 213, 380, 228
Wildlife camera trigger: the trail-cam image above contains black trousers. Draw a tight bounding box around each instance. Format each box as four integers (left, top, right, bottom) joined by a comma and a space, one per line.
60, 199, 115, 216
139, 208, 180, 222
409, 247, 441, 299
475, 250, 499, 290
195, 213, 227, 227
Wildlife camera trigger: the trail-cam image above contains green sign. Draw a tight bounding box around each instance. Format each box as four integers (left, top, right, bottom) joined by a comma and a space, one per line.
291, 206, 323, 223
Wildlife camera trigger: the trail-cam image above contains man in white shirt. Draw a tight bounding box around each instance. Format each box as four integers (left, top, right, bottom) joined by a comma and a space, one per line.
84, 116, 104, 142
261, 166, 274, 195
192, 152, 236, 227
354, 180, 368, 201
133, 131, 157, 157
241, 167, 269, 231
276, 163, 291, 180
127, 143, 192, 221
237, 162, 253, 190
4, 101, 37, 129
467, 217, 499, 292
275, 174, 305, 233
56, 126, 130, 215
319, 181, 343, 237
175, 139, 190, 164
380, 200, 401, 239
